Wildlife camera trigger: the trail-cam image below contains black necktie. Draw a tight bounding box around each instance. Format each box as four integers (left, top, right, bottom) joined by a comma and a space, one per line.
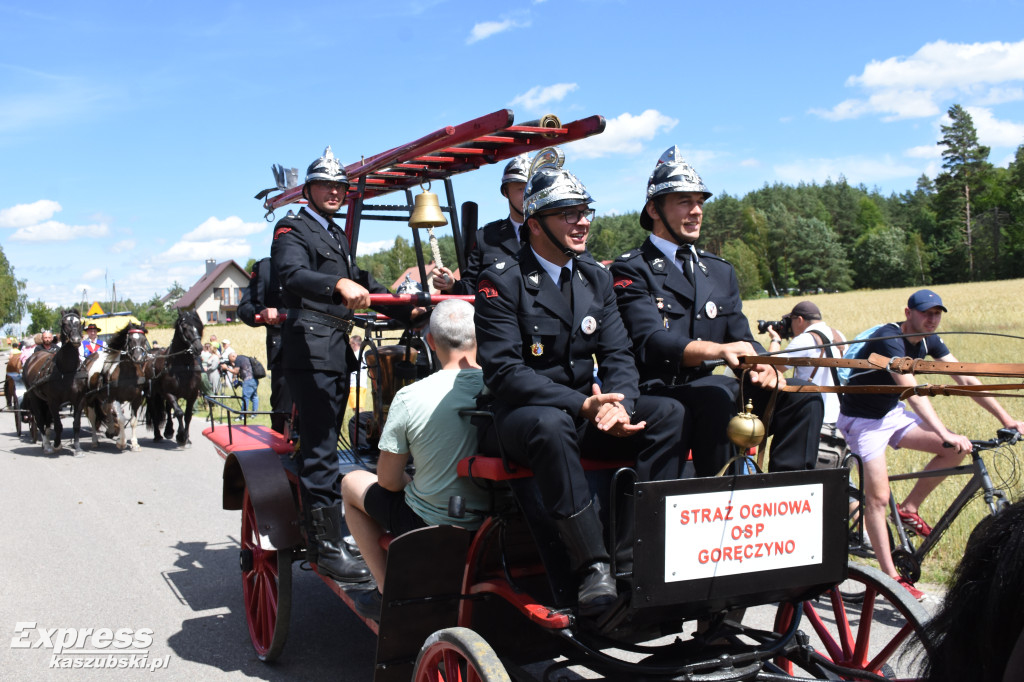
676, 245, 696, 285
559, 267, 573, 308
327, 222, 344, 248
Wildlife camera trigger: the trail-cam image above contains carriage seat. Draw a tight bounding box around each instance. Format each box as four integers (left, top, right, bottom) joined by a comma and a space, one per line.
456, 454, 635, 482
202, 424, 294, 456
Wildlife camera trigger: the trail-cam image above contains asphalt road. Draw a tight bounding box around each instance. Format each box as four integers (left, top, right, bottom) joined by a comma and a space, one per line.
0, 412, 377, 681
0, 407, 939, 681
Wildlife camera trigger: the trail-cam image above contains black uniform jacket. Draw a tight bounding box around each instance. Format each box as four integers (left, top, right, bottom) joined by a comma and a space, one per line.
474, 248, 641, 416
237, 257, 285, 366
610, 237, 766, 389
450, 217, 522, 295
270, 207, 390, 374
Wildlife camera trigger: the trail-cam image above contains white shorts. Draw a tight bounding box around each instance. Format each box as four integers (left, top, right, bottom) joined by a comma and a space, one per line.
837, 404, 923, 463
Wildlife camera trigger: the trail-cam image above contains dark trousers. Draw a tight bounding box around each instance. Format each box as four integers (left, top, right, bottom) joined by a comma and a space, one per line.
285, 369, 346, 508
482, 395, 686, 518
268, 369, 291, 434
650, 374, 822, 474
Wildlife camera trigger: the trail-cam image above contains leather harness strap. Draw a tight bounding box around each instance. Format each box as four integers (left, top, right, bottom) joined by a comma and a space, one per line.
749, 353, 1024, 378
744, 353, 1024, 399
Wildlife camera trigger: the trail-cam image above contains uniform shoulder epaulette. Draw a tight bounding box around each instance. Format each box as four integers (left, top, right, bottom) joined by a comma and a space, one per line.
615, 249, 641, 262
488, 260, 518, 277
699, 250, 730, 265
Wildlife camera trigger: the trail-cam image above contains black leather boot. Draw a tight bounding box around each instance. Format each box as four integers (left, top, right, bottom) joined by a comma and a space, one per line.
310, 504, 371, 583
554, 501, 617, 616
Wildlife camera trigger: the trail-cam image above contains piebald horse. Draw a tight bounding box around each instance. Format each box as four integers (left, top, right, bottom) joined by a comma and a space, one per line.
20, 310, 86, 456
146, 310, 204, 448
82, 324, 150, 451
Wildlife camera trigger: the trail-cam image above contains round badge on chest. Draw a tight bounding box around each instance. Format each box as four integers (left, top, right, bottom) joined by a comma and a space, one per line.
705, 301, 718, 319
581, 316, 597, 335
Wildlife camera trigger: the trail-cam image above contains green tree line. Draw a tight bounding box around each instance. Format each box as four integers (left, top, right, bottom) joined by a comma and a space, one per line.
358, 105, 1024, 299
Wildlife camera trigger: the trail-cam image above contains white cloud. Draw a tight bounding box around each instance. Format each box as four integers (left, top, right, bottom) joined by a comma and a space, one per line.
509, 83, 578, 111
358, 239, 395, 255
182, 215, 265, 240
571, 110, 678, 159
0, 199, 62, 228
773, 155, 920, 186
905, 144, 942, 160
81, 268, 106, 280
11, 220, 110, 242
813, 39, 1024, 121
466, 17, 529, 44
157, 238, 252, 264
111, 239, 136, 253
965, 106, 1024, 148
739, 158, 760, 168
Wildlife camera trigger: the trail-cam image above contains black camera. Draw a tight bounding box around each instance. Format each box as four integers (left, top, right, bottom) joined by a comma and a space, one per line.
757, 318, 793, 339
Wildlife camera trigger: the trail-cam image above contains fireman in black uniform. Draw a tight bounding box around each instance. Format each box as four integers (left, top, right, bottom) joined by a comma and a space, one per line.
237, 257, 291, 434
431, 154, 530, 294
610, 146, 822, 474
270, 146, 400, 583
474, 148, 687, 616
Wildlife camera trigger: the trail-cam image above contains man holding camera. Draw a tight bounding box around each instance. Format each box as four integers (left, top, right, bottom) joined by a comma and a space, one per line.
611, 147, 822, 474
762, 301, 847, 424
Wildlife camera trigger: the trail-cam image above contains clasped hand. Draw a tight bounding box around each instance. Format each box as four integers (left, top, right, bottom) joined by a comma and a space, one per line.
580, 383, 645, 437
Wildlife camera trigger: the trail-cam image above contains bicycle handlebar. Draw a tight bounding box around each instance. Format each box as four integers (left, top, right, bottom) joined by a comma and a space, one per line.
967, 427, 1021, 450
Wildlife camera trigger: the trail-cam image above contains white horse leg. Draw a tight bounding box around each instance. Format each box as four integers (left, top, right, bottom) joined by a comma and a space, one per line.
115, 401, 128, 450
42, 426, 55, 455
128, 403, 141, 451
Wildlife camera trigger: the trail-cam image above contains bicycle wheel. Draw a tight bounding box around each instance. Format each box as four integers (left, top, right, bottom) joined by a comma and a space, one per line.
773, 561, 932, 678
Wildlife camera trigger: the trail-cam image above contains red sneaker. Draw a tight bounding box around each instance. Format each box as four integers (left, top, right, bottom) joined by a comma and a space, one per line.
896, 504, 932, 537
897, 576, 925, 601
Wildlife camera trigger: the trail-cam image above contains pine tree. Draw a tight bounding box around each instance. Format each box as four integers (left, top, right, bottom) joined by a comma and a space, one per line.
936, 104, 991, 281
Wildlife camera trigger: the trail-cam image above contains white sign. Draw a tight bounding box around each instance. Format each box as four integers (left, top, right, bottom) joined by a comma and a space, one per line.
663, 483, 823, 582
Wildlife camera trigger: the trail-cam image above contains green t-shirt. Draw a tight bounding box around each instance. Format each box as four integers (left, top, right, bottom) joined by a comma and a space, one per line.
378, 368, 490, 528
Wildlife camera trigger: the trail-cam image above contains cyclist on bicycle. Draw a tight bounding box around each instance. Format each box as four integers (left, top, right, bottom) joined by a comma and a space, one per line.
837, 289, 1024, 599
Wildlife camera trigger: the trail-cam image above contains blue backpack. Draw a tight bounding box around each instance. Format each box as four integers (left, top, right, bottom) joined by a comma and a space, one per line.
837, 323, 888, 385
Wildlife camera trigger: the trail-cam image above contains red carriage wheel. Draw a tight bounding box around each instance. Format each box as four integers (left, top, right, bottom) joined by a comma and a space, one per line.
413, 627, 510, 682
773, 562, 931, 679
240, 487, 293, 661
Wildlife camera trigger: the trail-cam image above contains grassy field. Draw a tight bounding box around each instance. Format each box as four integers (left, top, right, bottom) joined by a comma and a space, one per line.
744, 280, 1024, 583
149, 279, 1024, 584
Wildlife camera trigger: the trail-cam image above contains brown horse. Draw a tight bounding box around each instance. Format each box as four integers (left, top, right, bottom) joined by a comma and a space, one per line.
145, 309, 204, 447
20, 310, 86, 456
82, 323, 150, 451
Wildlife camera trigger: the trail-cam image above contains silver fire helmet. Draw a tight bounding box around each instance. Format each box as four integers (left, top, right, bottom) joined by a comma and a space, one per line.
305, 146, 349, 188
522, 147, 594, 221
640, 145, 712, 230
500, 154, 530, 192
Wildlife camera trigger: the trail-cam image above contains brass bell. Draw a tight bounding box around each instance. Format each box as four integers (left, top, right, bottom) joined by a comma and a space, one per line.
727, 400, 766, 449
408, 185, 448, 228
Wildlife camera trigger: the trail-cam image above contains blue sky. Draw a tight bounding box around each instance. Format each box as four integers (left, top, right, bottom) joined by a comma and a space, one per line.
2, 1, 1023, 317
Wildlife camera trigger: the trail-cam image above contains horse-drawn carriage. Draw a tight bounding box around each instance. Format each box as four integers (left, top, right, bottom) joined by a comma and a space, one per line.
203, 110, 934, 680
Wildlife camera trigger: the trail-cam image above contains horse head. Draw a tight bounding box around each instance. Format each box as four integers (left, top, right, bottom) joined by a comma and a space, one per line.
126, 326, 149, 365
60, 309, 83, 346
176, 310, 205, 356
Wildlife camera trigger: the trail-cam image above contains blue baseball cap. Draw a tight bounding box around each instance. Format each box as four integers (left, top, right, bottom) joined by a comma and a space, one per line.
907, 289, 947, 312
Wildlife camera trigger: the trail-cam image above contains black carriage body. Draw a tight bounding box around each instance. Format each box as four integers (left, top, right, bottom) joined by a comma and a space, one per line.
632, 468, 849, 617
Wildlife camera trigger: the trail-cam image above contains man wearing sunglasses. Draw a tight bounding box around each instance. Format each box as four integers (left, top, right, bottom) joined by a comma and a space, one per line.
611, 146, 822, 476
474, 148, 687, 618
